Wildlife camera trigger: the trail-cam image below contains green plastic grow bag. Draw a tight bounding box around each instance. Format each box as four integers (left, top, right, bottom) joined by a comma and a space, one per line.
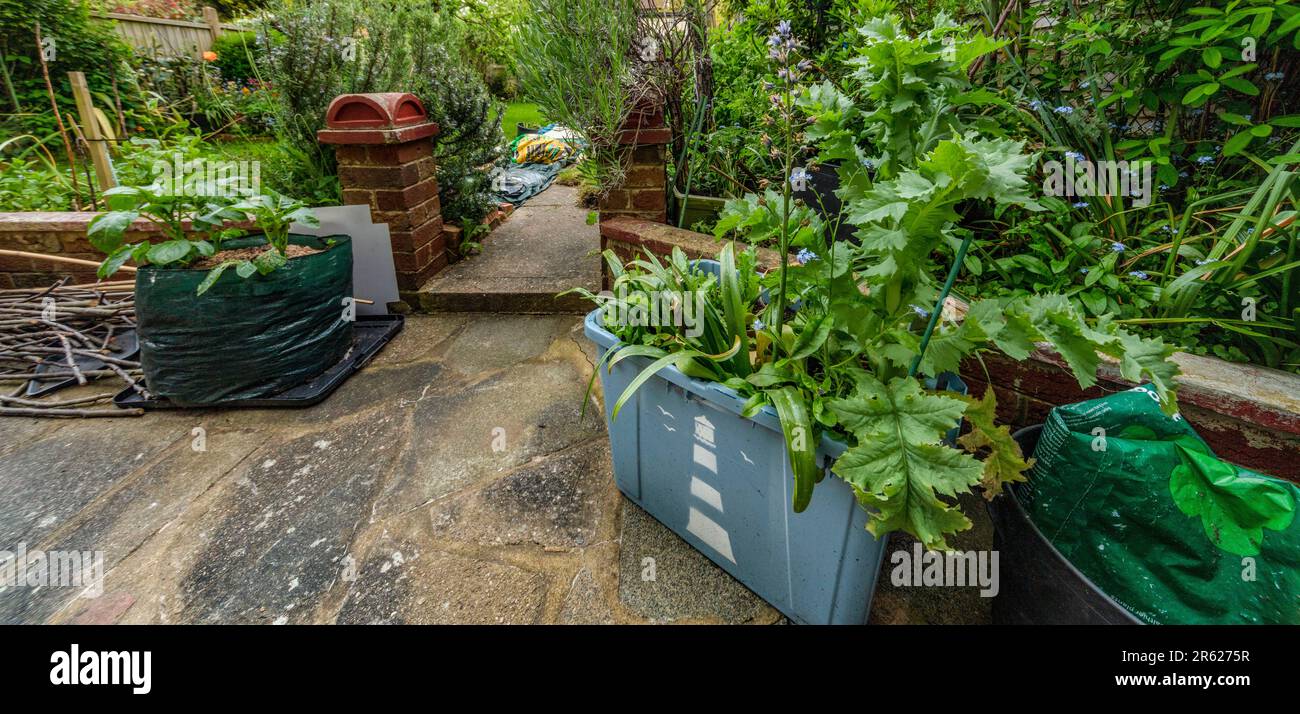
134, 234, 354, 405
1019, 386, 1300, 624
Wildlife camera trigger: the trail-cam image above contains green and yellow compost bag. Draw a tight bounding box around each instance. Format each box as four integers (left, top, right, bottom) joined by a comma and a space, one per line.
1020, 386, 1300, 624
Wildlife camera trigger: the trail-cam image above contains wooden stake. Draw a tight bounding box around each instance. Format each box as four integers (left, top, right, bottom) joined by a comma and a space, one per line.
68, 71, 116, 191
34, 22, 82, 209
0, 250, 136, 273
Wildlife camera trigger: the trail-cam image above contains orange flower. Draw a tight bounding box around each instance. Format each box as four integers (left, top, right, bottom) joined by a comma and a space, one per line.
203, 51, 218, 61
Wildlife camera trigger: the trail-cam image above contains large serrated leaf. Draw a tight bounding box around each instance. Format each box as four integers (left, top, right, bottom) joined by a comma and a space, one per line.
958, 388, 1032, 498
827, 374, 967, 440
835, 437, 982, 549
828, 376, 979, 549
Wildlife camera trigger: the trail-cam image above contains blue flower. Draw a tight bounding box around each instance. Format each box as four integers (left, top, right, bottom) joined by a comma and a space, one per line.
1028, 100, 1043, 111
910, 304, 931, 319
1080, 80, 1091, 88
1054, 105, 1074, 115
1129, 271, 1149, 280
1064, 150, 1085, 162
1111, 242, 1126, 253
1195, 259, 1211, 266
776, 20, 792, 37
1265, 71, 1285, 81
795, 248, 819, 265
1079, 268, 1089, 275
1072, 201, 1089, 208
752, 319, 765, 332
1196, 155, 1214, 165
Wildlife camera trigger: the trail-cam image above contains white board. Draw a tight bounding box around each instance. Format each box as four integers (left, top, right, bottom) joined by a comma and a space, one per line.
292, 205, 399, 317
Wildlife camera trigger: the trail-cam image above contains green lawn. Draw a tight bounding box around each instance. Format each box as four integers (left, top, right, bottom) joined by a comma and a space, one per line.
501, 102, 545, 139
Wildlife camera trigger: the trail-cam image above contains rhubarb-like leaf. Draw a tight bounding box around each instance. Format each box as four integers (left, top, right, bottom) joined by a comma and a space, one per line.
828, 375, 981, 548
958, 388, 1032, 498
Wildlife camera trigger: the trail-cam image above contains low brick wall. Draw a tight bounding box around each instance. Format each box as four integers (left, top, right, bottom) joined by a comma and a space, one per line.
0, 213, 151, 287
962, 349, 1300, 484
0, 213, 254, 288
599, 216, 1300, 483
599, 217, 783, 287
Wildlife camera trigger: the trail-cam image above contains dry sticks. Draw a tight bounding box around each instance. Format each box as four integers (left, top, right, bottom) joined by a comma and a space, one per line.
0, 281, 144, 418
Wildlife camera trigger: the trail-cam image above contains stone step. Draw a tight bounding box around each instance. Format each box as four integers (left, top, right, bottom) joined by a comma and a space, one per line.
407, 185, 600, 314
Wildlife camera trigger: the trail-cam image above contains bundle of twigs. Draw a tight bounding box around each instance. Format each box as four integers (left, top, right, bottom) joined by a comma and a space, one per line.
0, 277, 145, 417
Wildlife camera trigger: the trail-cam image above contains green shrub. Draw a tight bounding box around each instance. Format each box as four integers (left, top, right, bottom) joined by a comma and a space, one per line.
211, 30, 259, 83
516, 0, 641, 193
0, 0, 133, 137
263, 0, 502, 225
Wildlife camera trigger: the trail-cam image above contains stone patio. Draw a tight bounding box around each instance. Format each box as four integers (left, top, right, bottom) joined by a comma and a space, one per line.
0, 313, 788, 624
0, 311, 993, 625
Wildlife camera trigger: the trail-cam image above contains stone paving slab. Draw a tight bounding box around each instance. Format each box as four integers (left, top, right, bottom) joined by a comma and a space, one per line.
413, 185, 599, 314
3, 314, 844, 625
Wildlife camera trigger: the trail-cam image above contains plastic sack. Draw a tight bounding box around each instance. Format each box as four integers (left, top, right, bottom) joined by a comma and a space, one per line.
512, 125, 583, 164
134, 234, 354, 405
1021, 385, 1300, 624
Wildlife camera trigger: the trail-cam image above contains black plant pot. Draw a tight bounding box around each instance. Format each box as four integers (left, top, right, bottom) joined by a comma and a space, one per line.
792, 161, 856, 244
987, 425, 1143, 625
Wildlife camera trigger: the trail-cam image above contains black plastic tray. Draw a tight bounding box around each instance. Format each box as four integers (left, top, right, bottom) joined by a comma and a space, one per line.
114, 314, 404, 410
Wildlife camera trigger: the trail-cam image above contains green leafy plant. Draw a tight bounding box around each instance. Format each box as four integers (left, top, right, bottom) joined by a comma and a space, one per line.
87, 183, 239, 279
89, 182, 321, 296
583, 15, 1182, 550
195, 190, 321, 293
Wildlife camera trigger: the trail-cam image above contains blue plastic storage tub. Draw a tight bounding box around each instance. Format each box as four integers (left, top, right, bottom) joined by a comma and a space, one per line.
585, 307, 932, 624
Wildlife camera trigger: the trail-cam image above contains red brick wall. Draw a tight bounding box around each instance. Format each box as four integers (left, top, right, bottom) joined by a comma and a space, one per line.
332, 141, 445, 290
599, 103, 671, 224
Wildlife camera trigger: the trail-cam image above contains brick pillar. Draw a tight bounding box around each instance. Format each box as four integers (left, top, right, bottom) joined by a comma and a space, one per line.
599, 100, 670, 224
318, 93, 445, 291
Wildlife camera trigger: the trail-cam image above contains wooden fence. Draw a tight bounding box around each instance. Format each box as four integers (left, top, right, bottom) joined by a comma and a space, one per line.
95, 8, 239, 58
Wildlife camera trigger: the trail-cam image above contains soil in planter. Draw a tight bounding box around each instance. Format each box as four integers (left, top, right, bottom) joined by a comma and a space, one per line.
191, 243, 321, 269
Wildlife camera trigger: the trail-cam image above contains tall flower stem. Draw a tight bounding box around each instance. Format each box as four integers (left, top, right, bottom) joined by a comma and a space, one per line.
772, 87, 795, 350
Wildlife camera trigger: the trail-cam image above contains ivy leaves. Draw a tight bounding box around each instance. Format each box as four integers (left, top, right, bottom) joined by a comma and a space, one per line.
829, 374, 982, 549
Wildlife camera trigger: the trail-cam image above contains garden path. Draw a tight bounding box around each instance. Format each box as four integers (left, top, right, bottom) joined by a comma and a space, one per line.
413, 184, 598, 314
